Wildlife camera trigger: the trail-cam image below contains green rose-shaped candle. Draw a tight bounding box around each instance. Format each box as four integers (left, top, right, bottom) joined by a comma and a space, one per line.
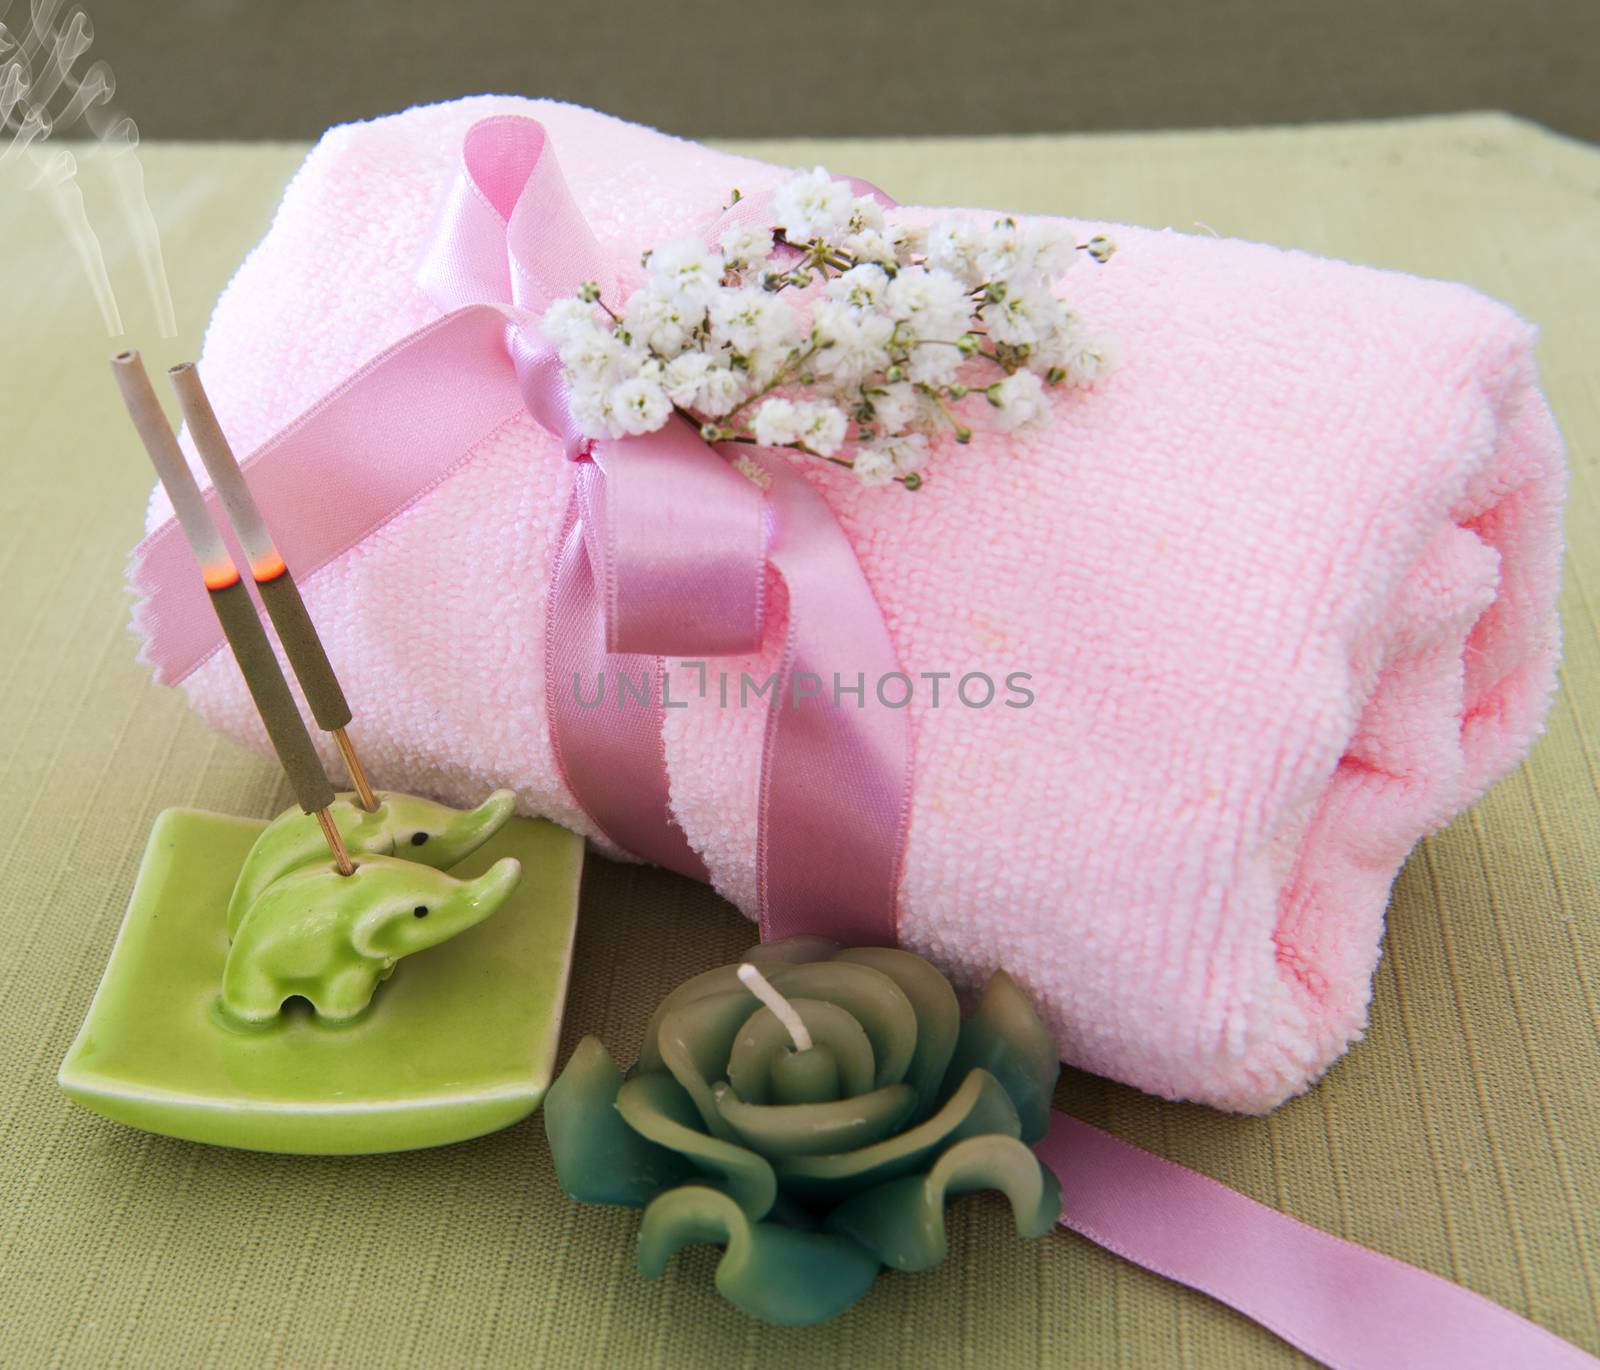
543, 936, 1063, 1325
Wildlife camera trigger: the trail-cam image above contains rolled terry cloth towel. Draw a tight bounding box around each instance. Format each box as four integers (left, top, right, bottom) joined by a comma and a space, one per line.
131, 96, 1566, 1113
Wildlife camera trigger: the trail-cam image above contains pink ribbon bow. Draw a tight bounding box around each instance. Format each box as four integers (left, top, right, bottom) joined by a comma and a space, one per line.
418, 115, 911, 944
125, 115, 1596, 1370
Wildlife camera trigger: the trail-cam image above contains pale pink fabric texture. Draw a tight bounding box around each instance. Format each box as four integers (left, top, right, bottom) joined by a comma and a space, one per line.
141, 96, 1566, 1112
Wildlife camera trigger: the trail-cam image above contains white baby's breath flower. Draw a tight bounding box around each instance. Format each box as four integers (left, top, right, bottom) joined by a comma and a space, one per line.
824, 263, 891, 310
889, 222, 928, 261
811, 301, 895, 388
719, 221, 773, 273
559, 327, 630, 386
542, 297, 603, 345
691, 362, 750, 418
751, 397, 801, 447
851, 444, 896, 487
792, 400, 848, 456
752, 398, 846, 454
884, 267, 971, 342
771, 166, 854, 243
851, 219, 928, 267
975, 220, 1035, 285
661, 351, 713, 407
841, 227, 901, 267
554, 185, 1116, 488
1028, 302, 1083, 374
927, 217, 985, 287
623, 289, 698, 357
988, 370, 1049, 431
709, 286, 799, 363
883, 432, 934, 476
569, 378, 619, 439
847, 194, 887, 235
875, 431, 930, 474
905, 342, 964, 388
610, 375, 672, 436
978, 219, 1074, 287
646, 237, 722, 306
1041, 297, 1081, 339
1024, 223, 1077, 281
870, 381, 930, 434
1056, 332, 1118, 388
985, 284, 1056, 347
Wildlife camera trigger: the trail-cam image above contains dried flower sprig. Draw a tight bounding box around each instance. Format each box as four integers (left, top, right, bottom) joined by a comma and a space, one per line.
541, 166, 1117, 489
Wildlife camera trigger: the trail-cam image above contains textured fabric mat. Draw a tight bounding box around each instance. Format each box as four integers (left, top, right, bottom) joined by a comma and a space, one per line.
0, 112, 1595, 1368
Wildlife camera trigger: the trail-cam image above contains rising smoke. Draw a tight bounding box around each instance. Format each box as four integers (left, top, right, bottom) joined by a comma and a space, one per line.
1, 0, 176, 336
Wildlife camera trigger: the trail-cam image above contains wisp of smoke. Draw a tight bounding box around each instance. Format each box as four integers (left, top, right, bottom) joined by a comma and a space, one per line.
31, 143, 121, 331
1, 0, 177, 337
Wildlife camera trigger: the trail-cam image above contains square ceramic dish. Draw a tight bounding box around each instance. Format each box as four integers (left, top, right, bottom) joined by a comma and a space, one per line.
58, 807, 583, 1154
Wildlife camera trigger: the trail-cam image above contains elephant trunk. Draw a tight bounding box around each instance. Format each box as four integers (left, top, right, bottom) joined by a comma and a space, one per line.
402, 856, 523, 954
426, 788, 518, 867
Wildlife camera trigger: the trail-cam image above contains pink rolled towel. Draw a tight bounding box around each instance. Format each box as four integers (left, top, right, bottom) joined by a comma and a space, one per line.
137, 96, 1565, 1112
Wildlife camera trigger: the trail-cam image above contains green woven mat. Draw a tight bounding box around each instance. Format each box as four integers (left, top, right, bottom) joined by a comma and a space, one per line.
1, 113, 1595, 1367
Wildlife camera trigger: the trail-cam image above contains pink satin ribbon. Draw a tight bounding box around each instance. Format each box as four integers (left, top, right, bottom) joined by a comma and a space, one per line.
420, 116, 911, 942
124, 115, 1595, 1368
1041, 1115, 1598, 1369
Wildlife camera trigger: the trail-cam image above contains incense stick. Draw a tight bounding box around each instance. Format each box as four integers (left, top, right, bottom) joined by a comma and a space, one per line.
166, 361, 378, 812
111, 350, 355, 876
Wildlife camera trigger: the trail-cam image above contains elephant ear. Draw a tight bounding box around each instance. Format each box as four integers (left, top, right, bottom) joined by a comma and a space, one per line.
544, 1037, 692, 1206
637, 1185, 882, 1327
939, 971, 1060, 1145
824, 1134, 1062, 1272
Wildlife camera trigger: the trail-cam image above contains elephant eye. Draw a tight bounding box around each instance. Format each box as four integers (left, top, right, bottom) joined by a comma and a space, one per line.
413, 905, 429, 918
410, 832, 429, 846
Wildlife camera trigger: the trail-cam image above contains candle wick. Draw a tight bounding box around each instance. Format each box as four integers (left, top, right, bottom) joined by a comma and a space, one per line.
736, 963, 814, 1053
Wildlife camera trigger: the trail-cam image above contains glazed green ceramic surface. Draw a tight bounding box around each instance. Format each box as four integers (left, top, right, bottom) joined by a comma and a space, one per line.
222, 852, 523, 1023
226, 788, 517, 935
58, 807, 583, 1154
544, 938, 1062, 1325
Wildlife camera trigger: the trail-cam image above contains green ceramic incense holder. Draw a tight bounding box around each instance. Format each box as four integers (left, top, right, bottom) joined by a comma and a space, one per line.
58, 806, 583, 1154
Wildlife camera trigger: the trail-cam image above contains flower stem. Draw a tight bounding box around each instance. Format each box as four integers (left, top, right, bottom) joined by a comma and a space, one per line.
719, 342, 822, 424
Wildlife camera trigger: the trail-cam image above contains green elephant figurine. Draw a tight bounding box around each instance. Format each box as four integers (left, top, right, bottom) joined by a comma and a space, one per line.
227, 789, 517, 937
221, 853, 523, 1024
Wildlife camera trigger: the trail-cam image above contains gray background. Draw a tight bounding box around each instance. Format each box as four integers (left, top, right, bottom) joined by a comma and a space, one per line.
69, 0, 1600, 143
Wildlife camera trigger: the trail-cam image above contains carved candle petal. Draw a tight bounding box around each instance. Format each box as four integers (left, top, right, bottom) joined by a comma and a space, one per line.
772, 1067, 1020, 1206
834, 947, 961, 1121
742, 935, 845, 966
544, 1036, 691, 1206
636, 966, 750, 1074
758, 962, 919, 1088
712, 1080, 918, 1158
636, 1186, 881, 1327
940, 971, 1061, 1145
615, 1072, 778, 1218
655, 989, 761, 1140
824, 1134, 1064, 1272
727, 999, 875, 1104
